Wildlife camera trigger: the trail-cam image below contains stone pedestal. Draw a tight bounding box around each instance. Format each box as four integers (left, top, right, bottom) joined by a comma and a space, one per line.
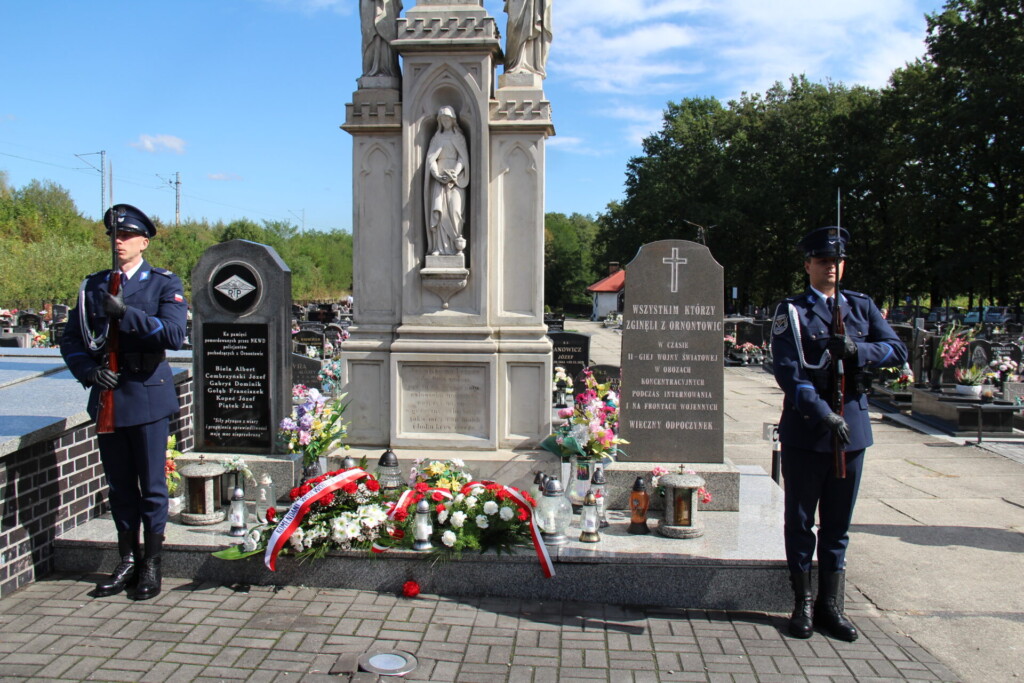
340, 0, 553, 450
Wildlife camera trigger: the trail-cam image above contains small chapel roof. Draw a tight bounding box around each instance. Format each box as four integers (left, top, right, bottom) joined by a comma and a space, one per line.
586, 268, 625, 293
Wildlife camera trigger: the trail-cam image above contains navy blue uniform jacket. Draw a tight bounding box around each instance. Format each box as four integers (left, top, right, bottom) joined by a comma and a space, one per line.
61, 260, 188, 427
771, 290, 907, 452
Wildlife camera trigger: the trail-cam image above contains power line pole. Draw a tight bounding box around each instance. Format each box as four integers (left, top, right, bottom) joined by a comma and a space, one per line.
289, 209, 305, 232
75, 150, 107, 216
157, 172, 182, 225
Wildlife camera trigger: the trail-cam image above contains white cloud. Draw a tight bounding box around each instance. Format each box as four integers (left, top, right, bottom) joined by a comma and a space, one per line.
258, 0, 353, 15
131, 134, 187, 154
208, 172, 243, 181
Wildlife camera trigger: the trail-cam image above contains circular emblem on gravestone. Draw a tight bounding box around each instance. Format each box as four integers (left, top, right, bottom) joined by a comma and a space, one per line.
210, 262, 261, 315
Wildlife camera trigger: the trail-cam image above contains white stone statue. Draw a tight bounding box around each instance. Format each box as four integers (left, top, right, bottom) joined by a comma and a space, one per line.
360, 0, 403, 78
424, 107, 469, 256
503, 0, 552, 77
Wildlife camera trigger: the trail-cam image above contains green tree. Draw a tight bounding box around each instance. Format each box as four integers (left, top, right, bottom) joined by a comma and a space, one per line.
544, 212, 599, 311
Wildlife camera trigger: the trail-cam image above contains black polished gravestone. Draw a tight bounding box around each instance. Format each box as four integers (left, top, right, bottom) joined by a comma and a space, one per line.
735, 319, 768, 347
968, 339, 992, 369
619, 240, 725, 463
191, 240, 292, 454
292, 353, 323, 391
293, 328, 325, 356
549, 331, 590, 382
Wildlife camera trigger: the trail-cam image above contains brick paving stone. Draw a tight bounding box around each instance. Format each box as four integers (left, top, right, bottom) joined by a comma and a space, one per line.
138, 660, 183, 683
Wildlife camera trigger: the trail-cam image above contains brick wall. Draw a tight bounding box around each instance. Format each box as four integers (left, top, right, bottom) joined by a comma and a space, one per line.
0, 372, 193, 597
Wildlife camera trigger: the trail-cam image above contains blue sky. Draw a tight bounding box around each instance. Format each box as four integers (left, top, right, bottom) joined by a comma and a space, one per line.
1, 0, 944, 232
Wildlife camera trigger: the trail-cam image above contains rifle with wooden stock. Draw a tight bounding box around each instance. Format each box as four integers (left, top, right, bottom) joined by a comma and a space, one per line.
96, 212, 120, 434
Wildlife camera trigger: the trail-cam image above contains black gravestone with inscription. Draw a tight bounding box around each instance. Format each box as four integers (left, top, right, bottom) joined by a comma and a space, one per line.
549, 331, 590, 382
293, 328, 325, 356
619, 240, 725, 463
968, 339, 992, 369
292, 353, 323, 391
192, 240, 292, 454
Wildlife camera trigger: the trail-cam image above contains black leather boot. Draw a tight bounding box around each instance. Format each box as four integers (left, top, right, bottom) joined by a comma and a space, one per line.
814, 570, 858, 641
95, 528, 140, 597
788, 571, 814, 638
133, 532, 163, 601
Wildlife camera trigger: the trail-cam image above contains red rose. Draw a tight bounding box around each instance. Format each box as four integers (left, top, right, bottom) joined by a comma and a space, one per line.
431, 491, 445, 502
266, 507, 277, 522
485, 483, 500, 491
435, 503, 446, 514
402, 581, 421, 598
394, 509, 408, 521
366, 479, 381, 492
343, 482, 358, 494
289, 487, 300, 501
318, 492, 336, 506
414, 483, 428, 493
523, 492, 537, 507
390, 528, 405, 539
496, 489, 510, 501
517, 508, 528, 521
298, 484, 312, 497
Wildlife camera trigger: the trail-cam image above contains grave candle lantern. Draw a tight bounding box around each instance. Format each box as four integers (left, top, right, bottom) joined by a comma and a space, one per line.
627, 476, 651, 535
180, 455, 227, 525
537, 477, 572, 546
657, 472, 706, 539
412, 498, 433, 551
227, 473, 248, 537
375, 449, 403, 492
579, 490, 600, 543
590, 466, 608, 528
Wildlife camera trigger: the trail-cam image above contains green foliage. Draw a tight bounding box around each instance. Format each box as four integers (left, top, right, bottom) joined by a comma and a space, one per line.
544, 212, 599, 311
597, 0, 1024, 311
0, 178, 354, 308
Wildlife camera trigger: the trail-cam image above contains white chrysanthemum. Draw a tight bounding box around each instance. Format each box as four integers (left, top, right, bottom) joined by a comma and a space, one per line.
358, 504, 388, 526
451, 511, 467, 528
451, 458, 466, 468
483, 500, 499, 515
499, 506, 514, 521
470, 486, 485, 496
343, 521, 362, 540
289, 527, 305, 551
465, 496, 478, 509
438, 509, 450, 524
441, 530, 457, 547
475, 514, 489, 529
454, 493, 465, 503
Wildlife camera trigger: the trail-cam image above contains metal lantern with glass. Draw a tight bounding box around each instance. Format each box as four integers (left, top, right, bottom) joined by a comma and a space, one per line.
627, 476, 651, 535
412, 498, 433, 551
375, 449, 403, 492
579, 489, 601, 543
537, 477, 573, 546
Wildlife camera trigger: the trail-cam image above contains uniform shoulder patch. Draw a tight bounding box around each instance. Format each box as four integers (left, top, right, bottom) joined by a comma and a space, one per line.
843, 290, 867, 299
772, 311, 789, 336
152, 267, 175, 277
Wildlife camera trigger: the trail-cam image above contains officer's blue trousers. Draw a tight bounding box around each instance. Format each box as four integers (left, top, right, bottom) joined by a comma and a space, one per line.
781, 445, 864, 574
98, 418, 170, 535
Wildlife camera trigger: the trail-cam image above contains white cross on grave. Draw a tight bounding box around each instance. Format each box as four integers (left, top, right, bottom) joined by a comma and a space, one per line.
662, 247, 688, 293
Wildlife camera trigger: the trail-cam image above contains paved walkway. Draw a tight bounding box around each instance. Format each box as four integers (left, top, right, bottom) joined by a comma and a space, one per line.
2, 320, 1021, 682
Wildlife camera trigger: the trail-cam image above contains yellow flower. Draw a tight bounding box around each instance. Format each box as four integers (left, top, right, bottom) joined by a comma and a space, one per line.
425, 462, 447, 477
436, 477, 458, 491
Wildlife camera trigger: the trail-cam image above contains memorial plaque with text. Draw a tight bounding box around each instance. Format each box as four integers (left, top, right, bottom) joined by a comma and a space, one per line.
202, 323, 272, 449
549, 331, 590, 382
400, 364, 488, 438
619, 240, 725, 463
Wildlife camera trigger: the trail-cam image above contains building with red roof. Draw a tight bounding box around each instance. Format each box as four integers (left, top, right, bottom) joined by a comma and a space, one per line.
586, 264, 625, 320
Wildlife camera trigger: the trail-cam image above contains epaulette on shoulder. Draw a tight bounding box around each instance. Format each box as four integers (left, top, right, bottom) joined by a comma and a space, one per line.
152, 267, 175, 277
843, 290, 869, 300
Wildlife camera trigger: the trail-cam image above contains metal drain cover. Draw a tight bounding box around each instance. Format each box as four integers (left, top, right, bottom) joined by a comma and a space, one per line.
357, 650, 418, 676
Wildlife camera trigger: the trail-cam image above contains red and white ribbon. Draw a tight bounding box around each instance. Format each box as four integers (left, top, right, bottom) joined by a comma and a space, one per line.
264, 468, 370, 571
461, 480, 555, 579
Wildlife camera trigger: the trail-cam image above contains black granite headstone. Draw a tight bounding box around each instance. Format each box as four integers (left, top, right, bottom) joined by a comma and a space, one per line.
588, 364, 621, 392
549, 331, 590, 381
292, 353, 323, 391
293, 328, 325, 355
17, 313, 41, 329
990, 341, 1022, 367
192, 240, 291, 454
619, 240, 724, 463
968, 339, 992, 368
735, 320, 767, 347
49, 321, 66, 347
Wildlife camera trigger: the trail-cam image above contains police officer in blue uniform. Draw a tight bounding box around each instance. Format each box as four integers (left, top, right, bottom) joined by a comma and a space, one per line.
771, 226, 906, 641
61, 204, 187, 600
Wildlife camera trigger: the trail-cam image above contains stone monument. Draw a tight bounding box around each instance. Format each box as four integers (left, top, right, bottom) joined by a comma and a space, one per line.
612, 240, 740, 511
340, 0, 554, 450
191, 240, 292, 455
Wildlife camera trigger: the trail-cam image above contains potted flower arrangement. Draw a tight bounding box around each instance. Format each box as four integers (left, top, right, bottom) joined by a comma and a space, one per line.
408, 457, 472, 492
540, 368, 627, 507
953, 366, 986, 395
879, 365, 914, 404
166, 435, 184, 515
279, 386, 349, 480
933, 323, 974, 388
988, 355, 1019, 390
319, 358, 343, 396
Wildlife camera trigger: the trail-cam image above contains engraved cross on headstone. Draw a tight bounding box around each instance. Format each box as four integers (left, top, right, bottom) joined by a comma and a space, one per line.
662, 247, 688, 293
